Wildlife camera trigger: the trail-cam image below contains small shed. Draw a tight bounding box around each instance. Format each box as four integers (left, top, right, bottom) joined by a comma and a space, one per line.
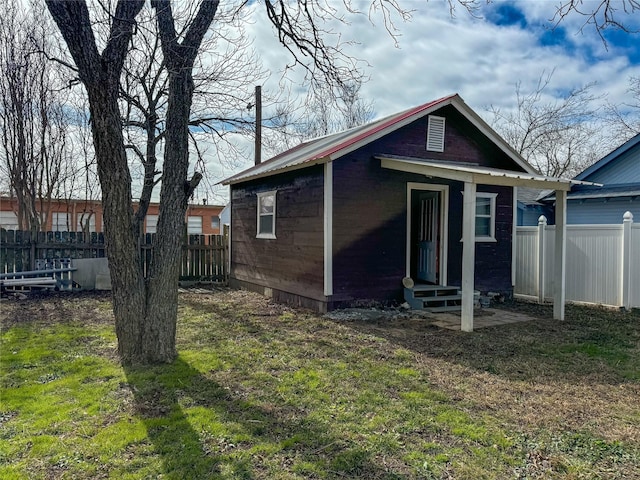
222, 94, 577, 330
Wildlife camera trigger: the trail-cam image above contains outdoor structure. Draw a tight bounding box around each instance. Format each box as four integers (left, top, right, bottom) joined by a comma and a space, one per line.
223, 94, 583, 330
0, 197, 224, 235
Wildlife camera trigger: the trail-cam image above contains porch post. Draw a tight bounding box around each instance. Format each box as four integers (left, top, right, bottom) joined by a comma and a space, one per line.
553, 189, 567, 320
461, 181, 476, 332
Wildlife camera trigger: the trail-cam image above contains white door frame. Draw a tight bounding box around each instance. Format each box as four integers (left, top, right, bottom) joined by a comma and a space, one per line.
406, 182, 449, 285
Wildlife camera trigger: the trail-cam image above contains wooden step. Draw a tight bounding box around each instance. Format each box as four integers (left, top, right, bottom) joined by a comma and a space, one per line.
404, 284, 462, 312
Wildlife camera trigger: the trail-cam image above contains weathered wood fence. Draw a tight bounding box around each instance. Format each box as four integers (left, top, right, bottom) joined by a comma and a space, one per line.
515, 212, 639, 309
0, 230, 228, 283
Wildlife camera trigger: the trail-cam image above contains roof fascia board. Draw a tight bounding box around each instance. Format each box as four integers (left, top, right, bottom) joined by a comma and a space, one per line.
224, 157, 330, 186
379, 157, 572, 191
326, 97, 457, 162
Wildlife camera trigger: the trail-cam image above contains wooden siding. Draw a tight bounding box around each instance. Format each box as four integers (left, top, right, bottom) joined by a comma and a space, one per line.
331, 112, 518, 305
230, 165, 325, 302
230, 108, 521, 310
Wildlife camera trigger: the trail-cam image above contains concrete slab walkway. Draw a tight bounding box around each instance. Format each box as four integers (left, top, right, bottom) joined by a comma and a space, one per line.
431, 308, 538, 330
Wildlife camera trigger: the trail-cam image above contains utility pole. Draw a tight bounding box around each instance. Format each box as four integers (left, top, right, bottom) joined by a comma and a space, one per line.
255, 85, 262, 165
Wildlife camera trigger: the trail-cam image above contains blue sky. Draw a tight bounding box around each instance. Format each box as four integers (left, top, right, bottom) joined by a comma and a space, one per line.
203, 0, 640, 202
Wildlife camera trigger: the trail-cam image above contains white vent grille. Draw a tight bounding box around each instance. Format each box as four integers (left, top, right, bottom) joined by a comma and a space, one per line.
426, 115, 445, 152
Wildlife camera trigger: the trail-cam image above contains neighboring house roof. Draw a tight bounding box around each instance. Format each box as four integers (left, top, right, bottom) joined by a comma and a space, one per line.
517, 187, 553, 206
575, 133, 640, 181
542, 132, 640, 202
222, 94, 537, 185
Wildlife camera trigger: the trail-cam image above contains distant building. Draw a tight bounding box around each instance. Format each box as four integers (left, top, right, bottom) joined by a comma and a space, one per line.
0, 197, 224, 235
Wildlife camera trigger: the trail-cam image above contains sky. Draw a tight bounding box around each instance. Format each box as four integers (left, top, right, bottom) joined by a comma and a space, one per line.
203, 0, 640, 204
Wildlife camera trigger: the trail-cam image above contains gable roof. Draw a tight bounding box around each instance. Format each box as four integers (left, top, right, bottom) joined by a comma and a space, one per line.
222, 94, 537, 185
575, 133, 640, 181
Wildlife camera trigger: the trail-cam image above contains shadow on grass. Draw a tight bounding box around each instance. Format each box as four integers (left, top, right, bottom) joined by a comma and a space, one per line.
123, 356, 399, 479
326, 303, 640, 384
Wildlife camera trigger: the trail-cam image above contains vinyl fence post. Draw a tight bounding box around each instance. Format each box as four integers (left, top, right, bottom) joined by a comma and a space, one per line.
537, 215, 547, 304
622, 211, 633, 310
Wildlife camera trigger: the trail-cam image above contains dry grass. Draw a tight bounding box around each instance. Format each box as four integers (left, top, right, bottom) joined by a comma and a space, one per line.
1, 288, 639, 479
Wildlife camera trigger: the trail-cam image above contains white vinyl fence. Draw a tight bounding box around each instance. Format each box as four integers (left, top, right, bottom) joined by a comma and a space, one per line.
515, 212, 640, 309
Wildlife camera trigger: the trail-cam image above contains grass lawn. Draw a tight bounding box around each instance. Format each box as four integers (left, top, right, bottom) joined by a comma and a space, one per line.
1, 289, 639, 479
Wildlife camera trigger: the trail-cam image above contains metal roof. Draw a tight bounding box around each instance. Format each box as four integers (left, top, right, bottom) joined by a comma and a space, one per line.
377, 155, 597, 191
221, 94, 536, 185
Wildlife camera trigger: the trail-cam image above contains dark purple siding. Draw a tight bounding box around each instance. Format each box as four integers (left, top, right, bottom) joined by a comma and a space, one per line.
331, 110, 517, 306
230, 106, 521, 311
230, 166, 325, 308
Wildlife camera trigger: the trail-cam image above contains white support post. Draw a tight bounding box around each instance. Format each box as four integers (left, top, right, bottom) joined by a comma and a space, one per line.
622, 211, 633, 310
553, 190, 567, 320
323, 161, 333, 297
537, 215, 547, 304
461, 181, 476, 332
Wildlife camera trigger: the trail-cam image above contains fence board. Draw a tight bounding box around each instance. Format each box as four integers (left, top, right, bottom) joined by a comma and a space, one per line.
515, 215, 639, 308
631, 225, 640, 308
0, 230, 228, 283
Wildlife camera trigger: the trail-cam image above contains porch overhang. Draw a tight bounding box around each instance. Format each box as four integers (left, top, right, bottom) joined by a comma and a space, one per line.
378, 154, 594, 332
377, 154, 591, 191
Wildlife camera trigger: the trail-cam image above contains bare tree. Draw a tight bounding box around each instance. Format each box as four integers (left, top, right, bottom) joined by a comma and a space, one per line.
0, 2, 73, 233
488, 71, 606, 178
606, 76, 640, 141
119, 3, 268, 229
44, 0, 412, 365
552, 0, 640, 44
268, 80, 375, 150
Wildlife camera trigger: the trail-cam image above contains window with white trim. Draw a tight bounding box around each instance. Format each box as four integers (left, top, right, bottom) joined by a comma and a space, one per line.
52, 212, 70, 232
426, 115, 445, 152
146, 214, 158, 234
257, 190, 276, 238
475, 193, 497, 241
0, 211, 18, 230
76, 213, 96, 233
187, 215, 203, 234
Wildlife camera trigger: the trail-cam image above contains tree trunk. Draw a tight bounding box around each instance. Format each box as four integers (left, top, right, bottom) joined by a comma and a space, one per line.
46, 0, 215, 364
145, 70, 194, 361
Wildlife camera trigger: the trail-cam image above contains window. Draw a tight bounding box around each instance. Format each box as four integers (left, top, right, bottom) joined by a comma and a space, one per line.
76, 213, 96, 233
257, 190, 276, 238
475, 193, 497, 242
0, 211, 18, 230
146, 215, 158, 234
211, 215, 220, 230
187, 216, 203, 234
426, 115, 445, 152
52, 212, 70, 232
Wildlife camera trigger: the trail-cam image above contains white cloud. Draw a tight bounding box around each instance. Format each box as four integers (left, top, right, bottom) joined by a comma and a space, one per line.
209, 1, 639, 201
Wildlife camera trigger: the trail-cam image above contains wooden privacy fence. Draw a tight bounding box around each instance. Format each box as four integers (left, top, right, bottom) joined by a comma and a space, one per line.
514, 212, 639, 309
0, 230, 228, 283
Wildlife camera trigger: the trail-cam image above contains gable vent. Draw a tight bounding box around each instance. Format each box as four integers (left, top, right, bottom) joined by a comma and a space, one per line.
426, 115, 445, 152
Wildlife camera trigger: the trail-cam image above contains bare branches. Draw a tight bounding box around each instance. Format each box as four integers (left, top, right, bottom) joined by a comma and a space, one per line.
551, 0, 640, 46
0, 2, 76, 232
489, 70, 605, 177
